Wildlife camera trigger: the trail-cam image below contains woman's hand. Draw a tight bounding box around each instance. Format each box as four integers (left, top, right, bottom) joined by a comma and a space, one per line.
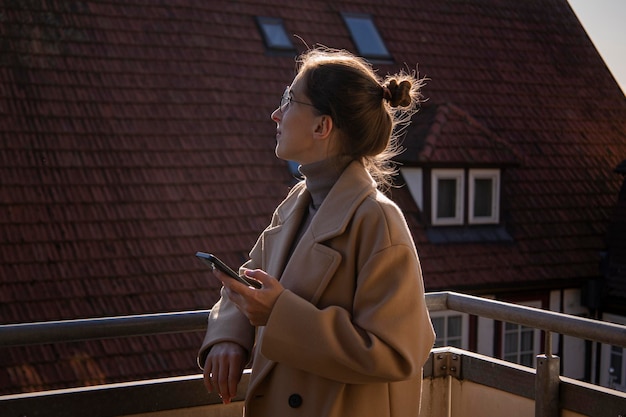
203, 342, 246, 404
215, 268, 284, 326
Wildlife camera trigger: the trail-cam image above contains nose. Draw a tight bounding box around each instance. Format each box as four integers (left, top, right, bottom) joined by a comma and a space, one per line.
271, 107, 281, 122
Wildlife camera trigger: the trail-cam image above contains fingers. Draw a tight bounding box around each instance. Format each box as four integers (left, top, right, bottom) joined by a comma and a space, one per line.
228, 354, 243, 400
214, 362, 230, 403
242, 268, 270, 286
202, 355, 215, 394
202, 343, 246, 404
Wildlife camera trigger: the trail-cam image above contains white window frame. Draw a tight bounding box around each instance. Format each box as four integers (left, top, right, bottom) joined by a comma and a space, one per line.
501, 300, 541, 368
430, 310, 469, 350
431, 169, 464, 226
468, 169, 500, 224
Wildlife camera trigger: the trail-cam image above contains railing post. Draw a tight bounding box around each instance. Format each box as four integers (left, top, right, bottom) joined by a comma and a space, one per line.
535, 331, 560, 417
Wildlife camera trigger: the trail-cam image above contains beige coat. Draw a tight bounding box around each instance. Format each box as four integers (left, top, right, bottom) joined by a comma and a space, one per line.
199, 161, 435, 417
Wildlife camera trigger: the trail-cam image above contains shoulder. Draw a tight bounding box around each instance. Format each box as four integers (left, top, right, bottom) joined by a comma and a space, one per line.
276, 181, 306, 211
352, 189, 413, 247
360, 189, 406, 222
272, 181, 307, 218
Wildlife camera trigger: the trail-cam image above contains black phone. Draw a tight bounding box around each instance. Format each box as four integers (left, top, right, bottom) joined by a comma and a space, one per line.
195, 252, 262, 289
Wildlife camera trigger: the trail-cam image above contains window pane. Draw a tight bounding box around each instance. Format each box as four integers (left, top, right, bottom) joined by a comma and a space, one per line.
448, 337, 463, 348
520, 328, 533, 351
520, 353, 533, 367
431, 314, 465, 349
263, 24, 291, 46
505, 322, 517, 331
432, 317, 445, 347
432, 317, 444, 334
504, 332, 518, 354
473, 178, 493, 217
610, 345, 623, 384
343, 15, 390, 58
448, 316, 462, 337
468, 169, 500, 225
256, 17, 294, 50
437, 179, 457, 218
504, 353, 517, 362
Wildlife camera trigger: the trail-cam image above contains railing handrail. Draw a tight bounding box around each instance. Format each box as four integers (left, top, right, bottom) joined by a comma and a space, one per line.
0, 310, 210, 347
427, 292, 626, 347
1, 291, 624, 348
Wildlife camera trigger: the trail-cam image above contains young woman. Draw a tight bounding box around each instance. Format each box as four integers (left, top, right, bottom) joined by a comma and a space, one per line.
198, 47, 435, 417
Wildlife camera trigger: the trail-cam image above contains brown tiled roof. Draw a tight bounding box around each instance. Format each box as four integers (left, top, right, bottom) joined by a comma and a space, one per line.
1, 0, 625, 394
401, 102, 522, 165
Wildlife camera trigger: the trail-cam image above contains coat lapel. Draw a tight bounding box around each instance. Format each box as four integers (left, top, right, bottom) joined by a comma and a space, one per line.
273, 161, 377, 304
260, 183, 311, 279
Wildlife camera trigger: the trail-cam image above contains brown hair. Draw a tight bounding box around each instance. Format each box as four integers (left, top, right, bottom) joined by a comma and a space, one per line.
295, 47, 424, 189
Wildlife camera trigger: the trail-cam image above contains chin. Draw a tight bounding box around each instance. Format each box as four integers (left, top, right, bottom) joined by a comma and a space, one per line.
275, 145, 291, 162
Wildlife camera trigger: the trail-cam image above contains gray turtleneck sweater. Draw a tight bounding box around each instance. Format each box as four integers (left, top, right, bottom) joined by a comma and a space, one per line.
290, 155, 353, 253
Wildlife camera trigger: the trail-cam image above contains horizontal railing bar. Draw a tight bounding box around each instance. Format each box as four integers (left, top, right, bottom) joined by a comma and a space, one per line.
424, 291, 448, 312
0, 372, 251, 417
435, 292, 626, 348
1, 292, 624, 348
0, 310, 210, 347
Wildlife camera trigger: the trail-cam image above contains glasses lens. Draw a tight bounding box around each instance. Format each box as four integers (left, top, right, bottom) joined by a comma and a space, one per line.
280, 87, 290, 112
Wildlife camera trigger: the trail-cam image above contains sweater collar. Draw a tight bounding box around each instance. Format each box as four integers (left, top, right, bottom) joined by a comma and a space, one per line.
298, 155, 353, 210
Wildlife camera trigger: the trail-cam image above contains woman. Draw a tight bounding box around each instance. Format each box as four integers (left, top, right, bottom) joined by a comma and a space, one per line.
198, 47, 435, 417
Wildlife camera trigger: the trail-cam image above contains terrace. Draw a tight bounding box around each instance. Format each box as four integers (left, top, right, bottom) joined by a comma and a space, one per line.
1, 292, 625, 417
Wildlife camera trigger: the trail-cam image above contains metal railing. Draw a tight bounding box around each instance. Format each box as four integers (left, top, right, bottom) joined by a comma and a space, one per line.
0, 310, 209, 347
3, 292, 624, 348
426, 292, 626, 417
1, 291, 625, 417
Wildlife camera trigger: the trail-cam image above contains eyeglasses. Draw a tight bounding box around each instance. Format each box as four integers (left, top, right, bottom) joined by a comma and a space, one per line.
279, 86, 316, 113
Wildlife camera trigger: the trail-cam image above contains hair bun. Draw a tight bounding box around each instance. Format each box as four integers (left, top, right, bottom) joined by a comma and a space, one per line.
382, 79, 412, 107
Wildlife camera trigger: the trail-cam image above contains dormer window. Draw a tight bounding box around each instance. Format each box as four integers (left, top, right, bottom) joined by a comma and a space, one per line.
255, 17, 295, 53
398, 103, 517, 243
431, 168, 501, 226
432, 169, 465, 226
341, 13, 391, 61
469, 169, 500, 224
400, 166, 511, 243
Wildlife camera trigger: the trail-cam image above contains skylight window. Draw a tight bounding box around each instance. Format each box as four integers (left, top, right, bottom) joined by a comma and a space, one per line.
341, 13, 391, 60
256, 17, 295, 52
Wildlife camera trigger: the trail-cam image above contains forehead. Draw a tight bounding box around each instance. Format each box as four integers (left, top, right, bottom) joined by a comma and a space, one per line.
289, 76, 306, 95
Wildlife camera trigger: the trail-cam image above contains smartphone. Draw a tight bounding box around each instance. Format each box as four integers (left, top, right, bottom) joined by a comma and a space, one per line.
195, 252, 262, 289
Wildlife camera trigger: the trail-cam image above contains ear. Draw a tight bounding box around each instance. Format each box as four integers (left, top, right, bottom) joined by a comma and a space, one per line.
313, 115, 334, 140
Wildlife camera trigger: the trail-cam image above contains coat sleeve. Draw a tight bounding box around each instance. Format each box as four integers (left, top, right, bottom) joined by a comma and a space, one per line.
197, 182, 305, 368
260, 242, 435, 384
196, 238, 265, 369
196, 287, 256, 369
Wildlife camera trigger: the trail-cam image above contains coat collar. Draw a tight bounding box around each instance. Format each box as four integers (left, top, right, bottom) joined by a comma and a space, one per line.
277, 160, 378, 242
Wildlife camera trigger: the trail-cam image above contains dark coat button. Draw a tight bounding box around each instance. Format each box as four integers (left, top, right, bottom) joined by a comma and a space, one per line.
288, 393, 303, 408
